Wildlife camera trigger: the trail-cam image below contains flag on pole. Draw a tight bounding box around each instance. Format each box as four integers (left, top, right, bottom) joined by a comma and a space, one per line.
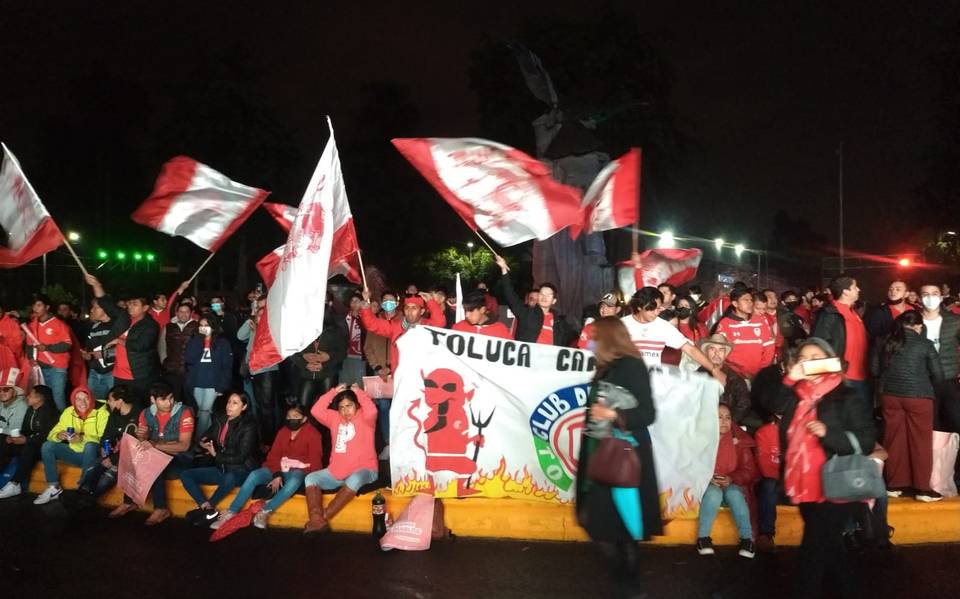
250, 118, 358, 371
580, 148, 641, 235
455, 273, 465, 322
263, 202, 297, 231
617, 248, 703, 297
0, 143, 64, 268
131, 157, 269, 251
391, 137, 583, 246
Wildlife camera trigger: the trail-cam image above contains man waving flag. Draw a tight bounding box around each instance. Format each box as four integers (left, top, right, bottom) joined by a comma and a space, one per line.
250, 118, 359, 371
131, 157, 269, 251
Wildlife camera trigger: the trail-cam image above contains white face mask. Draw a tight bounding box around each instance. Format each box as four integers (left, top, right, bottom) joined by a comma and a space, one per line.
689, 294, 700, 302
199, 326, 212, 336
922, 296, 942, 311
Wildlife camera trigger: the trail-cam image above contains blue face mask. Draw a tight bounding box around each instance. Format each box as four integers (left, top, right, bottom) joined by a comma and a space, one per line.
381, 300, 398, 313
586, 340, 597, 352
210, 302, 223, 314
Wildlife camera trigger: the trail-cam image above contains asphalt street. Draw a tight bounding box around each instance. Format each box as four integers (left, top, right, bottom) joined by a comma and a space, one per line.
1, 492, 957, 599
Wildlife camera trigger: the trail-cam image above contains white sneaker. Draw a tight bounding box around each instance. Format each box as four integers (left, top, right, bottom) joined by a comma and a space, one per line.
0, 481, 21, 499
378, 445, 390, 461
33, 484, 62, 505
209, 511, 235, 530
253, 509, 271, 530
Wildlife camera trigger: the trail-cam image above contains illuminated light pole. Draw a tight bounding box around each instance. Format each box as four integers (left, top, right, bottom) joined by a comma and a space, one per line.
714, 238, 724, 251
658, 231, 675, 249
734, 244, 745, 257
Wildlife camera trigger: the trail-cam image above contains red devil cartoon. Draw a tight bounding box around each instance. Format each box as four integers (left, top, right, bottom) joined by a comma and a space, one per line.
413, 368, 492, 497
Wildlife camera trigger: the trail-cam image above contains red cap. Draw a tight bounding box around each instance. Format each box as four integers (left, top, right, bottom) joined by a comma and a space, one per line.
404, 295, 425, 308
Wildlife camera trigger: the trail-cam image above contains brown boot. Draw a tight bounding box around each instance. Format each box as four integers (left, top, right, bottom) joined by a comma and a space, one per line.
322, 486, 357, 526
303, 486, 329, 535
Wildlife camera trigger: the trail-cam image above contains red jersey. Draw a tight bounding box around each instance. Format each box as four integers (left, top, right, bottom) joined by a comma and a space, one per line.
112, 315, 145, 380
452, 319, 512, 339
714, 314, 775, 379
27, 316, 72, 368
536, 313, 555, 345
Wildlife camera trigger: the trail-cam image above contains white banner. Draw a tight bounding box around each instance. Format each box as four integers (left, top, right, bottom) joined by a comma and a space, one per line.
390, 327, 720, 518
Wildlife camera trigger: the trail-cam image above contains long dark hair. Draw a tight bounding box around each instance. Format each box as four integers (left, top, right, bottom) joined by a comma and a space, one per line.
883, 310, 924, 366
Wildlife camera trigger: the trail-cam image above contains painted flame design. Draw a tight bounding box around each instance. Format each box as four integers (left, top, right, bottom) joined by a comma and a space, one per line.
393, 457, 565, 503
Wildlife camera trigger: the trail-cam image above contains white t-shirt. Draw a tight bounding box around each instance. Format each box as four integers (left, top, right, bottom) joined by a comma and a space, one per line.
925, 315, 943, 353
621, 315, 690, 364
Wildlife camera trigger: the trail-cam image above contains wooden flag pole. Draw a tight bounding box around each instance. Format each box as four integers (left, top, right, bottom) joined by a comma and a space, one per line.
631, 221, 640, 256
356, 250, 368, 290
61, 236, 89, 277
472, 229, 500, 259
186, 251, 217, 286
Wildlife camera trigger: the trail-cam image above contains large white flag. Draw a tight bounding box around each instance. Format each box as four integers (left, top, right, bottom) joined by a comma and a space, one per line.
390, 326, 720, 517
0, 143, 64, 268
250, 118, 356, 371
131, 157, 269, 251
580, 148, 641, 235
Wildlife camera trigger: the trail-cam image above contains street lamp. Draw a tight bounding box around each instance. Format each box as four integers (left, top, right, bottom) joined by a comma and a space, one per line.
734, 244, 745, 257
466, 241, 474, 260
658, 231, 675, 248
67, 231, 81, 242
714, 238, 724, 251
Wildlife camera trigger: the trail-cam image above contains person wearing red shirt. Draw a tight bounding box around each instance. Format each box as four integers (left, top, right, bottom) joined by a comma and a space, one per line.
754, 418, 782, 552
0, 302, 24, 362
147, 281, 190, 329
577, 293, 622, 349
714, 289, 775, 380
812, 276, 869, 401
358, 291, 446, 375
339, 294, 367, 387
864, 280, 913, 344
676, 295, 708, 346
303, 384, 379, 534
453, 290, 512, 339
26, 294, 73, 411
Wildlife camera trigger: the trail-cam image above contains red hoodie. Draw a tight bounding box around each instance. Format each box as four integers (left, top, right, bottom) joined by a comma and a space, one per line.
311, 387, 379, 480
754, 422, 781, 480
262, 422, 323, 474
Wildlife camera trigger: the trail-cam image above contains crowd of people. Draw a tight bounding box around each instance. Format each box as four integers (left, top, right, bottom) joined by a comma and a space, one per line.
1, 256, 959, 596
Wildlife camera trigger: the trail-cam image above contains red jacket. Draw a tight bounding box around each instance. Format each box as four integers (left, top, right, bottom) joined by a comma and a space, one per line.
452, 319, 512, 339
26, 316, 72, 369
715, 426, 759, 488
262, 422, 323, 475
754, 422, 781, 480
0, 315, 23, 360
715, 314, 775, 379
359, 300, 445, 374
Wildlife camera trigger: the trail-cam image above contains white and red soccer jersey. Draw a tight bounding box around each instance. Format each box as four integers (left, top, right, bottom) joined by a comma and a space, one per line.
714, 314, 775, 379
621, 315, 690, 364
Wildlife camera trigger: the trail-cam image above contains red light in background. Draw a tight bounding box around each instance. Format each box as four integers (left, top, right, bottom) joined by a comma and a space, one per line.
898, 257, 911, 267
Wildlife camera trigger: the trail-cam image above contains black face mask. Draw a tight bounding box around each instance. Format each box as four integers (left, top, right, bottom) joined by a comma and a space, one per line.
286, 419, 305, 431
676, 307, 692, 319
784, 300, 800, 310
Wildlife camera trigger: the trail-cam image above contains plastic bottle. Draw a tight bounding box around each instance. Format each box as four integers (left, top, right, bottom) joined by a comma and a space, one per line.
372, 490, 387, 539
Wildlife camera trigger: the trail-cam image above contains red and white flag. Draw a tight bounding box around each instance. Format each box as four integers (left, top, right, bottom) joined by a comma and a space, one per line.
392, 137, 583, 246
131, 157, 269, 252
263, 202, 297, 231
617, 248, 703, 297
0, 143, 64, 268
250, 118, 359, 371
580, 148, 641, 235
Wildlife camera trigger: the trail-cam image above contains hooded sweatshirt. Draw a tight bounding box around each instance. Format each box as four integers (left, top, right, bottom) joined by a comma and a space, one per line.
47, 386, 109, 451
0, 394, 28, 436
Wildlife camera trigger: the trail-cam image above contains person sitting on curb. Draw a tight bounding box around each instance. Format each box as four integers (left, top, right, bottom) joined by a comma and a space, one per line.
696, 403, 759, 559
34, 386, 109, 505
210, 404, 324, 531
78, 385, 140, 497
302, 384, 378, 535
179, 392, 260, 524
108, 381, 194, 525
0, 385, 58, 499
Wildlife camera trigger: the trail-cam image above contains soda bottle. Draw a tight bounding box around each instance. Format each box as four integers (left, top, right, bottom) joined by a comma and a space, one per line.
372, 490, 387, 539
102, 438, 112, 456
66, 426, 76, 441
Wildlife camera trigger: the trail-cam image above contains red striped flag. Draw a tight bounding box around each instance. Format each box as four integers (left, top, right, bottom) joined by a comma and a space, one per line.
580, 148, 641, 235
131, 157, 269, 251
617, 248, 703, 297
0, 144, 64, 268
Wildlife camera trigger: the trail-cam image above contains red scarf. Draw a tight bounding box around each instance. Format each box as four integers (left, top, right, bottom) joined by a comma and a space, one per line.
784, 373, 842, 504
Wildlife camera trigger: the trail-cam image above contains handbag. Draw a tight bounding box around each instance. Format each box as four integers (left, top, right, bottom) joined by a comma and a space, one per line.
587, 429, 641, 488
821, 432, 886, 501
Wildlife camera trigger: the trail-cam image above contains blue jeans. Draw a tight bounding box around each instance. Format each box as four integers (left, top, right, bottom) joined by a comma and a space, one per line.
179, 466, 250, 509
756, 477, 781, 536
40, 441, 99, 485
374, 399, 390, 444
304, 467, 377, 492
41, 366, 68, 412
698, 483, 753, 540
87, 370, 114, 401
228, 467, 307, 513
193, 387, 217, 436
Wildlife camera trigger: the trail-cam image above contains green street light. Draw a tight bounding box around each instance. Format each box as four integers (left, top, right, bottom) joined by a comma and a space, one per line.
97, 249, 108, 260
116, 251, 126, 260
146, 253, 156, 262
133, 252, 143, 261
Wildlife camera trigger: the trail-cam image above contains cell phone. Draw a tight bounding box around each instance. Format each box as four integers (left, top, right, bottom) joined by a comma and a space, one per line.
801, 357, 843, 375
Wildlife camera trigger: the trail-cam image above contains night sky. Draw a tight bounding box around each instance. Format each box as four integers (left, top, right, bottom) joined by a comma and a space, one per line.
2, 1, 958, 289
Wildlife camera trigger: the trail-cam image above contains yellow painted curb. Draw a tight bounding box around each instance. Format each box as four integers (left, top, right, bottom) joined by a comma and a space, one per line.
29, 466, 960, 545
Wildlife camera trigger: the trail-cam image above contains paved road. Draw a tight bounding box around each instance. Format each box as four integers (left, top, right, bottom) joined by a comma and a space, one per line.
1, 492, 957, 599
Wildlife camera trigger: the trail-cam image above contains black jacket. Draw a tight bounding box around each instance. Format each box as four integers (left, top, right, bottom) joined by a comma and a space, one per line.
101, 406, 142, 465
84, 320, 117, 374
926, 311, 960, 379
811, 302, 847, 360
101, 295, 161, 383
499, 274, 578, 346
18, 403, 57, 447
576, 355, 663, 541
200, 412, 260, 472
864, 303, 906, 345
291, 316, 348, 381
775, 379, 876, 480
871, 329, 943, 399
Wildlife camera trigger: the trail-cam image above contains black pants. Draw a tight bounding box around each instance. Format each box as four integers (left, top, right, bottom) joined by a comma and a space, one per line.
597, 541, 640, 599
297, 377, 334, 410
797, 502, 857, 599
10, 442, 42, 485
934, 379, 960, 433
252, 370, 279, 445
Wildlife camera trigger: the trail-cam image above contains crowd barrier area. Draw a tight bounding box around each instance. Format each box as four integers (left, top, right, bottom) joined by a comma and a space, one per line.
30, 464, 960, 545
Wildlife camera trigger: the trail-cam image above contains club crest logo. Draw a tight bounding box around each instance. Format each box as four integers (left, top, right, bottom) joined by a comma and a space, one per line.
528, 384, 589, 491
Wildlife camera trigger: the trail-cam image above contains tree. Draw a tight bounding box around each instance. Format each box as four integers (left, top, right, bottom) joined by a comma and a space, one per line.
414, 247, 506, 287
